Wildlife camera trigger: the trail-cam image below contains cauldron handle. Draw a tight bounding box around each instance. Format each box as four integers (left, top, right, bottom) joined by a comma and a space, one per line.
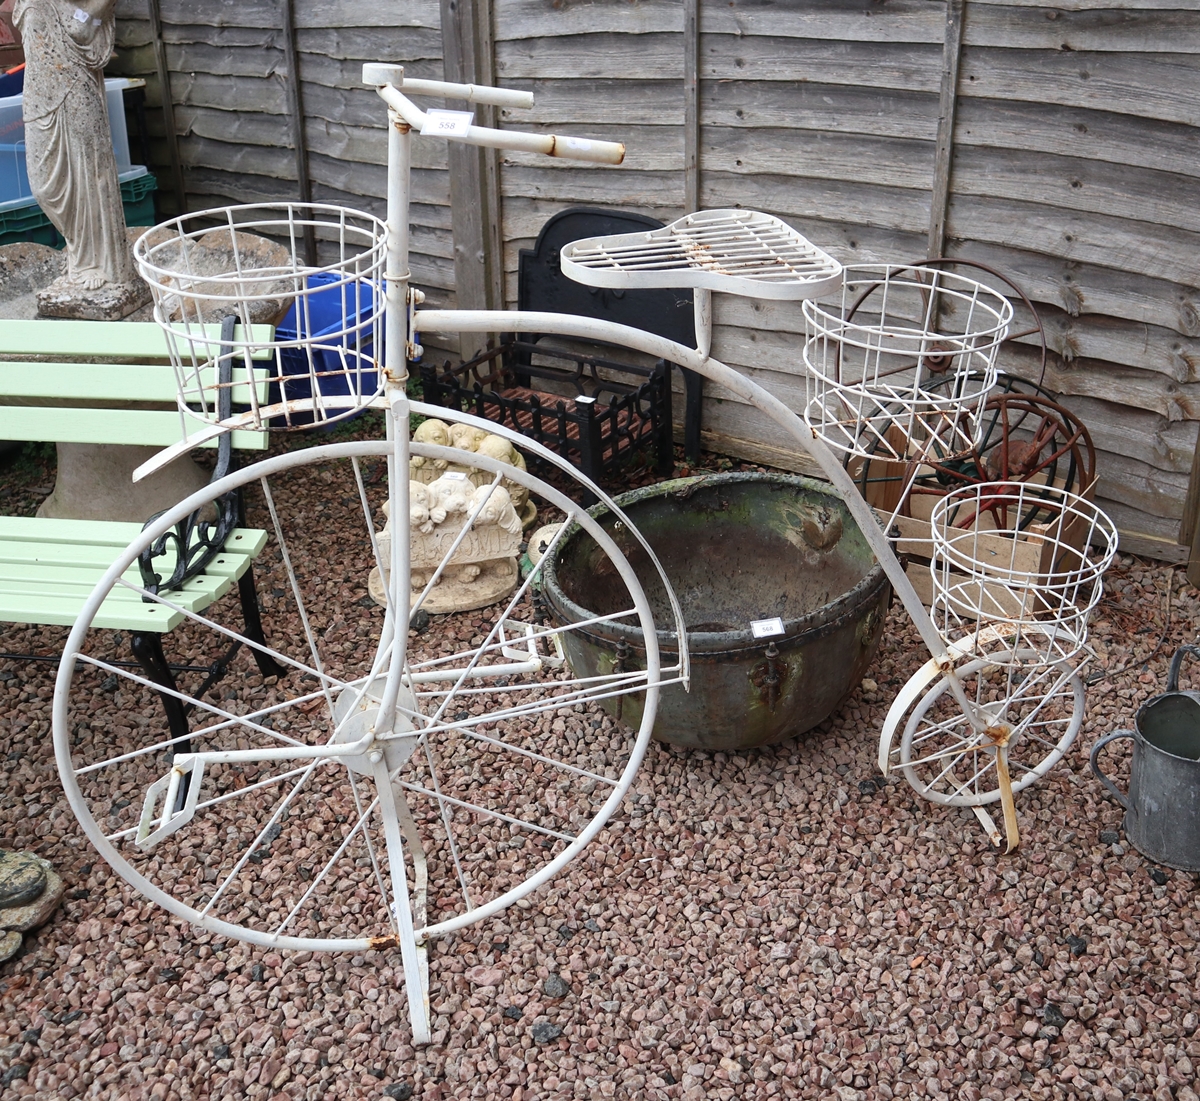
1089, 731, 1133, 811
1167, 645, 1200, 692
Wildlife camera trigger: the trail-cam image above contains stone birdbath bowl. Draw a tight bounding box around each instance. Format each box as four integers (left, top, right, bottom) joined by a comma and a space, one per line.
0, 231, 292, 522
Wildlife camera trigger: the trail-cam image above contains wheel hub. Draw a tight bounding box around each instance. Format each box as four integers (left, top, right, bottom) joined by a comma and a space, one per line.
332, 679, 420, 776
983, 722, 1013, 749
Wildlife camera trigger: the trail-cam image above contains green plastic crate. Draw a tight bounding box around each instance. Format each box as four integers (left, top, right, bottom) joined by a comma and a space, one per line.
121, 170, 158, 227
0, 170, 158, 247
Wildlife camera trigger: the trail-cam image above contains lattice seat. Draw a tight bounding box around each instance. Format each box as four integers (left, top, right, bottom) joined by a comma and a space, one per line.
560, 209, 842, 299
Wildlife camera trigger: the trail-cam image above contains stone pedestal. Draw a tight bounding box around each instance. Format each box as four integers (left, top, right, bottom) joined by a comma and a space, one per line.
36, 272, 150, 321
37, 443, 211, 523
1, 236, 208, 523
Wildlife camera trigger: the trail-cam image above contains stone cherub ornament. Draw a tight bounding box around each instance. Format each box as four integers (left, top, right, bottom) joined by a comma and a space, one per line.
409, 419, 539, 529
369, 474, 525, 615
14, 0, 149, 318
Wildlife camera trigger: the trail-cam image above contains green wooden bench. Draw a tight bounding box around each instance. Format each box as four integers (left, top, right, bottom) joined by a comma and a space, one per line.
0, 318, 283, 747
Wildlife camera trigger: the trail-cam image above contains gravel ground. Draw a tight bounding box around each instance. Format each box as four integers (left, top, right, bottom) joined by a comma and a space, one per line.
1, 429, 1198, 1101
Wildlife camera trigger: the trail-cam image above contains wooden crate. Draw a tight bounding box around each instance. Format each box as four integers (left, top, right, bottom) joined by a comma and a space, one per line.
874, 507, 1043, 620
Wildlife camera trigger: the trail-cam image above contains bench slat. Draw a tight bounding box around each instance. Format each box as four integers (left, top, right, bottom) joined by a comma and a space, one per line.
0, 319, 275, 359
0, 560, 235, 603
0, 407, 268, 449
137, 549, 257, 583
0, 362, 270, 406
0, 593, 186, 632
0, 549, 258, 587
0, 516, 146, 545
0, 576, 217, 613
0, 519, 267, 554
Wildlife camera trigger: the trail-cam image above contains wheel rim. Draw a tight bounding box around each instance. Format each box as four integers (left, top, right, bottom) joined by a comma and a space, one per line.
53, 439, 672, 950
897, 652, 1085, 807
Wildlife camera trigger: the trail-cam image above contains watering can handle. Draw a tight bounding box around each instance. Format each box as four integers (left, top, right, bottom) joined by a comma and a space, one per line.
1168, 644, 1200, 692
1089, 731, 1133, 811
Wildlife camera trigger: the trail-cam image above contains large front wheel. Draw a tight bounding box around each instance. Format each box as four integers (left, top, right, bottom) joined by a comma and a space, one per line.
53, 439, 669, 957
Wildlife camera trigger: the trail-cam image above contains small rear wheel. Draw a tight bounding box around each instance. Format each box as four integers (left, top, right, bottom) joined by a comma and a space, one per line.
886, 651, 1085, 807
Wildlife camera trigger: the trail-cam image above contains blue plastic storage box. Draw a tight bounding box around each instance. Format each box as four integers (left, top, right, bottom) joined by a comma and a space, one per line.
271, 272, 380, 428
0, 141, 27, 202
0, 77, 134, 204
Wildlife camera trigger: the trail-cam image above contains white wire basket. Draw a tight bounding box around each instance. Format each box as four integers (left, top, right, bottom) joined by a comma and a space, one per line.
133, 203, 388, 432
929, 482, 1118, 666
802, 264, 1014, 461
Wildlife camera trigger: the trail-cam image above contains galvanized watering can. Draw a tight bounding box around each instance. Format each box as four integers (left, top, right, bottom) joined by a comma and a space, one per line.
1090, 644, 1200, 871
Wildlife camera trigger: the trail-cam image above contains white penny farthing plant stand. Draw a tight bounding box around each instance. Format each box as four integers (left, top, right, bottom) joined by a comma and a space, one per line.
52, 64, 1118, 1045
53, 70, 692, 1046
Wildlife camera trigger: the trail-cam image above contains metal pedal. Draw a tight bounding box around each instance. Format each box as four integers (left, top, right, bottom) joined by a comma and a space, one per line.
136, 757, 205, 848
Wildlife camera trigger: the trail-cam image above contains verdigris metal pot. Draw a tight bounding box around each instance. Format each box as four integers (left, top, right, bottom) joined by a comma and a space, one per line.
1090, 644, 1200, 871
542, 472, 891, 750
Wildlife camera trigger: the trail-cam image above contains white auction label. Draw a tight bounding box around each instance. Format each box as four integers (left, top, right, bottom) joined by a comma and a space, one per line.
421, 110, 474, 137
73, 7, 89, 21
562, 137, 593, 153
443, 471, 469, 481
750, 617, 786, 639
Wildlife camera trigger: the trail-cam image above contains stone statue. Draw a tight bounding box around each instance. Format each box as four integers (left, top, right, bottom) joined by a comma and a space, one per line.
13, 0, 148, 319
409, 418, 539, 529
369, 475, 523, 615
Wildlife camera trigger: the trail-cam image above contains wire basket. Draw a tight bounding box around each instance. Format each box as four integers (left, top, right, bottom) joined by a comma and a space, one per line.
802, 264, 1014, 462
929, 482, 1118, 666
133, 203, 388, 432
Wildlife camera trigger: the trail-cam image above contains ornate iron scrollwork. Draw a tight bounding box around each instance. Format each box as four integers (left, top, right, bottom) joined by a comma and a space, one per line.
138, 314, 241, 599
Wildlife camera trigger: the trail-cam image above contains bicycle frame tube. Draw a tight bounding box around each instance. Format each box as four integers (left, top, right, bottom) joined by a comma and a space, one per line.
374, 103, 414, 739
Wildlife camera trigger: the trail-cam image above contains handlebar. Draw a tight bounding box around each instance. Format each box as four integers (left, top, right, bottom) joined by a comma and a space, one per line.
363, 63, 625, 166
396, 76, 534, 110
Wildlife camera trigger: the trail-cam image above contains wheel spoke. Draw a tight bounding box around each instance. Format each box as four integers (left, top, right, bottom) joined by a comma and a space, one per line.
199, 759, 324, 918
103, 763, 315, 843
269, 783, 383, 937
413, 668, 675, 739
409, 739, 474, 913
944, 755, 997, 802
260, 475, 340, 718
407, 717, 622, 787
347, 770, 395, 936
409, 472, 507, 618
902, 735, 984, 771
70, 654, 316, 772
405, 608, 641, 676
417, 517, 579, 734
394, 778, 577, 845
927, 742, 991, 795
99, 574, 360, 699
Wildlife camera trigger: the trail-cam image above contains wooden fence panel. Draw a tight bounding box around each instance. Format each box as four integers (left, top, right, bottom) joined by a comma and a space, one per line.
113, 0, 1200, 559
111, 0, 454, 310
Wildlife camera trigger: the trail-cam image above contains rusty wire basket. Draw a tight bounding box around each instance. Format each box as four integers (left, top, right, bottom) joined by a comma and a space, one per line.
134, 202, 388, 433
